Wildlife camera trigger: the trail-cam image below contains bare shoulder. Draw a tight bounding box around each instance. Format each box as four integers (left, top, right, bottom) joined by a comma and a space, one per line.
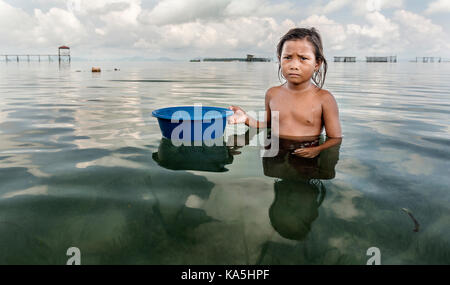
317, 88, 337, 105
265, 86, 281, 101
266, 86, 281, 96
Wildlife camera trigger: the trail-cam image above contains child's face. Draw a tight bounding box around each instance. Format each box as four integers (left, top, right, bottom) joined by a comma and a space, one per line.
279, 39, 320, 85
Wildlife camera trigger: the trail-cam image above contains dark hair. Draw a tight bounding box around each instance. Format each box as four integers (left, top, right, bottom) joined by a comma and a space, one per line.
276, 27, 328, 89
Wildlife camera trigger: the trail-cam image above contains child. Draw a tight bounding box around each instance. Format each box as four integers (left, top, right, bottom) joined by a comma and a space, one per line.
227, 27, 342, 158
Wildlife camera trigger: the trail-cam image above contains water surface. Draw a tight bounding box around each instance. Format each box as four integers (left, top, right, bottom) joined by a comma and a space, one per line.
0, 61, 449, 264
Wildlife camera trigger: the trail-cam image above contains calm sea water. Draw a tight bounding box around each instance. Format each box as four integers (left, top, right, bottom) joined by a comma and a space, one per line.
0, 60, 449, 264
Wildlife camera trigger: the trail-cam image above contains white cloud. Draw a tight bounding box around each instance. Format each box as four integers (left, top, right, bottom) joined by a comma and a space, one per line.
394, 9, 448, 54
158, 21, 219, 49
224, 0, 293, 18
365, 0, 403, 11
139, 0, 293, 26
309, 0, 351, 14
0, 0, 449, 59
394, 9, 443, 35
298, 15, 347, 51
33, 8, 85, 45
354, 11, 399, 39
0, 1, 36, 47
134, 16, 291, 57
348, 0, 404, 15
95, 28, 106, 36
98, 1, 141, 27
311, 0, 403, 15
67, 0, 139, 15
425, 0, 450, 14
140, 0, 229, 26
298, 12, 400, 54
347, 11, 400, 53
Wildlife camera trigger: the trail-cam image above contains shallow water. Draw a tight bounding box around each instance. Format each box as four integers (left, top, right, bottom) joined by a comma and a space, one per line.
0, 61, 449, 264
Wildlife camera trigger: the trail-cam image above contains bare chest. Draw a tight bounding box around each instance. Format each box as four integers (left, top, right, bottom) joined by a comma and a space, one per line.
270, 94, 323, 126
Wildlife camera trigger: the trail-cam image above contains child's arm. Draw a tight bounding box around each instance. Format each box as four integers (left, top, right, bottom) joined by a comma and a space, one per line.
321, 91, 342, 139
293, 137, 342, 158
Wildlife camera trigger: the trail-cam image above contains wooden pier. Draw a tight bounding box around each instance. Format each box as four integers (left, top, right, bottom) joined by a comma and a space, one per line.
1, 54, 60, 62
366, 56, 397, 63
1, 46, 70, 62
334, 56, 356, 62
413, 57, 442, 63
201, 54, 271, 62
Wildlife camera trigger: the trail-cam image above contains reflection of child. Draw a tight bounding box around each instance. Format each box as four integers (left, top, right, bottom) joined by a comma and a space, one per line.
269, 179, 324, 241
228, 27, 342, 158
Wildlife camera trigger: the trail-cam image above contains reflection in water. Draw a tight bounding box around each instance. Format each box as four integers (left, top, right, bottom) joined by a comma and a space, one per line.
152, 137, 233, 172
269, 180, 325, 241
161, 129, 341, 244
0, 146, 217, 264
58, 61, 70, 71
263, 136, 341, 241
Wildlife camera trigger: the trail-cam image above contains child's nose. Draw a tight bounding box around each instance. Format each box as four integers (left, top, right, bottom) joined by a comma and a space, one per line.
290, 63, 300, 70
290, 60, 301, 69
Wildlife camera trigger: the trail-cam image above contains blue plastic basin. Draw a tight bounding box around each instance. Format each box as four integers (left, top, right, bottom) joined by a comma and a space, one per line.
152, 106, 233, 141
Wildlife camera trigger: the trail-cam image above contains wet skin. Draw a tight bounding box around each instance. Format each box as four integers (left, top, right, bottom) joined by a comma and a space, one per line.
228, 39, 342, 158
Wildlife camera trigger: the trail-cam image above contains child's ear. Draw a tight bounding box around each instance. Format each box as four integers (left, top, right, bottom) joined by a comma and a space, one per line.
315, 59, 322, 71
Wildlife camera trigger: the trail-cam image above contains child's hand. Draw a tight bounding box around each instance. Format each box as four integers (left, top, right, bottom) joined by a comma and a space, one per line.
227, 105, 248, 124
292, 147, 321, 158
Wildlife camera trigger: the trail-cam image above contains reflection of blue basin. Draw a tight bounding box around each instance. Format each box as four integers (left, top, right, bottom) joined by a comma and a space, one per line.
152, 106, 233, 141
152, 137, 234, 172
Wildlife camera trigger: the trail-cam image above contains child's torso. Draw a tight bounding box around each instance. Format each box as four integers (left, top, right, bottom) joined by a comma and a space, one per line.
269, 85, 324, 137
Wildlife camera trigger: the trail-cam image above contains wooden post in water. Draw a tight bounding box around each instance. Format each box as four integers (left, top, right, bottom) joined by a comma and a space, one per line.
17, 56, 19, 62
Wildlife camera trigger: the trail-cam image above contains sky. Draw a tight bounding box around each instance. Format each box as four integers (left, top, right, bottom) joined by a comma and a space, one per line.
1, 0, 450, 61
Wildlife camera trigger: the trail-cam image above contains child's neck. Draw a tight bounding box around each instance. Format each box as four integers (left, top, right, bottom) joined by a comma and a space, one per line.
286, 80, 313, 93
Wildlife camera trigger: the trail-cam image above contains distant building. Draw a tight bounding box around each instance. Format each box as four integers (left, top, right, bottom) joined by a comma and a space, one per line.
366, 56, 396, 62
413, 57, 441, 63
201, 54, 271, 62
334, 56, 356, 62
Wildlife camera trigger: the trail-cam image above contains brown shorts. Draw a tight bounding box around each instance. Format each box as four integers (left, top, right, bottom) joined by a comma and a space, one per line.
267, 136, 320, 151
